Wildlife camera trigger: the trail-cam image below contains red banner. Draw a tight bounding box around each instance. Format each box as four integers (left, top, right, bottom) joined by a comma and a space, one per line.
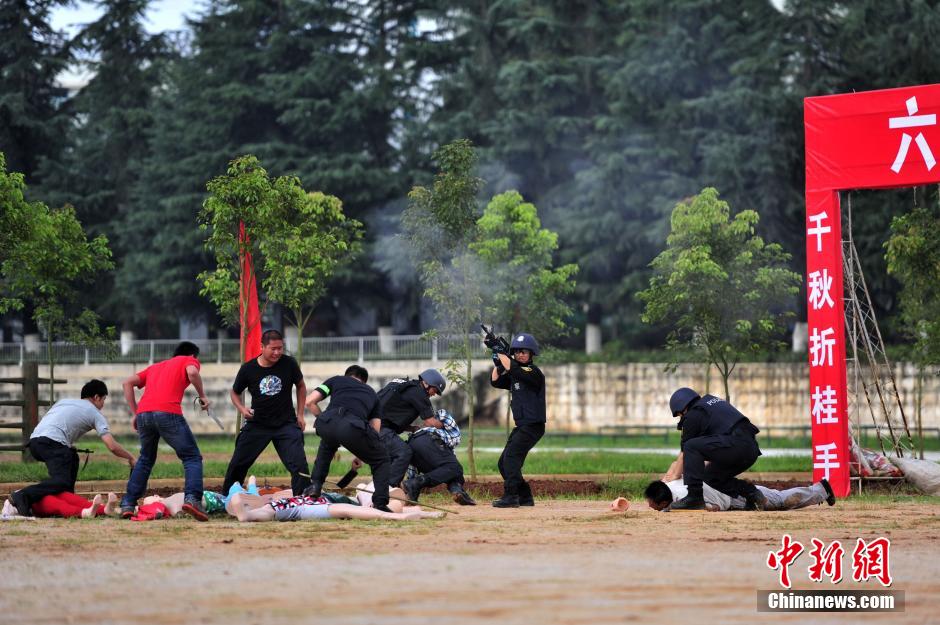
804, 83, 940, 497
239, 222, 262, 362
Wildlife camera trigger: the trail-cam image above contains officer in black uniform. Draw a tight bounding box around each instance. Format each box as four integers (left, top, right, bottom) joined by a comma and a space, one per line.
303, 365, 392, 511
376, 368, 447, 487
667, 387, 765, 511
403, 408, 476, 506
488, 333, 546, 508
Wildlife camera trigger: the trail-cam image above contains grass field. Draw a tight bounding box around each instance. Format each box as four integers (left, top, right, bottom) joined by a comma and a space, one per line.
0, 429, 829, 483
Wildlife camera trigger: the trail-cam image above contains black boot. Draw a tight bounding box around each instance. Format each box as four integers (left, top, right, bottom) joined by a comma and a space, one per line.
451, 487, 477, 506
302, 480, 323, 498
518, 482, 535, 507
492, 485, 520, 508
403, 477, 424, 502
820, 479, 836, 506
668, 494, 706, 511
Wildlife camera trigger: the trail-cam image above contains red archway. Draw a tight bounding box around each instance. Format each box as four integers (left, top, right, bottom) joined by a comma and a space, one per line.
804, 83, 940, 496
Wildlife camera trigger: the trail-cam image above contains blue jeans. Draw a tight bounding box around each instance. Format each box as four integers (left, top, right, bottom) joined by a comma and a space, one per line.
121, 411, 203, 507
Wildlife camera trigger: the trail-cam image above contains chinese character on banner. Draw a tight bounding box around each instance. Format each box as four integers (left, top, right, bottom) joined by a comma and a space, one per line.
889, 96, 937, 173
807, 212, 832, 252
767, 534, 805, 589
813, 443, 841, 481
812, 385, 839, 425
809, 327, 836, 366
852, 538, 893, 587
808, 539, 845, 584
808, 269, 835, 310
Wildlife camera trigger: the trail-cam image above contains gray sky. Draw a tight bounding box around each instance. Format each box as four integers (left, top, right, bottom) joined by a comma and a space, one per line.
51, 0, 196, 36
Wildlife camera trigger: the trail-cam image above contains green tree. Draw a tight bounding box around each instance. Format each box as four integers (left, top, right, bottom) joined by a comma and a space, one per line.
885, 202, 940, 457
638, 187, 801, 401
472, 190, 578, 337
199, 155, 361, 360
401, 139, 484, 477
0, 0, 70, 185
0, 154, 114, 397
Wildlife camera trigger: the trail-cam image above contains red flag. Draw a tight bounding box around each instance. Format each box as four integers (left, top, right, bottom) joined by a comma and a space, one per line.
239, 222, 262, 362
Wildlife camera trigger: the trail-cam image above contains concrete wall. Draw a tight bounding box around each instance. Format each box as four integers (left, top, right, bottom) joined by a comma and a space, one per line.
1, 361, 937, 434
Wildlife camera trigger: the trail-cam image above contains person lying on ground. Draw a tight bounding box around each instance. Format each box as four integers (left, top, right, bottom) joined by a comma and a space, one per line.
10, 380, 135, 517
644, 477, 837, 512
228, 489, 444, 523
4, 491, 120, 519
139, 490, 227, 518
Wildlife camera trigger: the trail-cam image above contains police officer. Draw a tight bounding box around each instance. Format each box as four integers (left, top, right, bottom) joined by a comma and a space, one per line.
403, 408, 476, 506
488, 333, 546, 508
376, 368, 447, 487
303, 365, 393, 511
667, 387, 765, 511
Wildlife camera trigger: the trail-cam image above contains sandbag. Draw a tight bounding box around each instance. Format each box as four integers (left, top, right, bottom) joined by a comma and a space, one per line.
891, 457, 940, 495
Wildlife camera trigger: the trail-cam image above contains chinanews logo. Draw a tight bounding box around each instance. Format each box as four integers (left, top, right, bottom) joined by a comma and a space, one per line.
259, 375, 282, 396
758, 534, 904, 613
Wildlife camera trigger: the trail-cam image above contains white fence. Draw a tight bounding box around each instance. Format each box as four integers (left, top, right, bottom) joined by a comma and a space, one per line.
0, 335, 482, 366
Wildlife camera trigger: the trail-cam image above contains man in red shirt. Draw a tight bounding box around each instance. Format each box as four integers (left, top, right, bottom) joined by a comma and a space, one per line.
120, 341, 211, 520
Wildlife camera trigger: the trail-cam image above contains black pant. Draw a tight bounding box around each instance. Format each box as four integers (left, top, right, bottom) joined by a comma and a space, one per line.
379, 427, 413, 487
20, 437, 79, 507
408, 432, 464, 490
311, 411, 390, 507
682, 429, 762, 499
498, 423, 545, 495
222, 421, 311, 496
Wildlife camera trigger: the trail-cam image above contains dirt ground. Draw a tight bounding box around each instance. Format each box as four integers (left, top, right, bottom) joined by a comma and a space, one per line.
1, 493, 938, 625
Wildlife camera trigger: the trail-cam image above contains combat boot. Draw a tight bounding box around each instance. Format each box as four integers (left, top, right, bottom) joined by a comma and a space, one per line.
744, 489, 767, 511
667, 494, 706, 511
403, 476, 425, 502
302, 480, 323, 498
518, 482, 535, 507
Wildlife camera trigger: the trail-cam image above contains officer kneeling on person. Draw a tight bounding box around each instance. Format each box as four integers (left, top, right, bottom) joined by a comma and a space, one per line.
403, 408, 476, 506
376, 369, 447, 488
667, 387, 765, 511
488, 333, 546, 508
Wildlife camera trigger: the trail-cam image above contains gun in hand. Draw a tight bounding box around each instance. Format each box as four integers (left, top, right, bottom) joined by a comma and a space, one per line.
481, 323, 510, 355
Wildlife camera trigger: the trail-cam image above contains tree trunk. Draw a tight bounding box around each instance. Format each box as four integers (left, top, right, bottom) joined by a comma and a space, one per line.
465, 336, 477, 480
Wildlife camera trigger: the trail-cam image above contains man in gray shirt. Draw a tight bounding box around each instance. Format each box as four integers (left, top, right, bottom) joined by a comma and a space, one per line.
10, 380, 135, 516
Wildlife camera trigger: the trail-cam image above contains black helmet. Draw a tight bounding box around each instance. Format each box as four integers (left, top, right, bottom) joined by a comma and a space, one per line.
510, 333, 540, 356
419, 368, 446, 395
669, 387, 700, 417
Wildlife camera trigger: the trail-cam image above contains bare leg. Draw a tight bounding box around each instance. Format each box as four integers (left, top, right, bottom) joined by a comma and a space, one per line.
224, 490, 290, 517
143, 493, 185, 516
356, 482, 406, 511
328, 503, 443, 520
230, 493, 276, 522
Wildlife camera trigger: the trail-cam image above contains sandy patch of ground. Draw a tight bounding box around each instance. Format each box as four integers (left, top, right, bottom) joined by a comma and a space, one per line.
1, 498, 938, 624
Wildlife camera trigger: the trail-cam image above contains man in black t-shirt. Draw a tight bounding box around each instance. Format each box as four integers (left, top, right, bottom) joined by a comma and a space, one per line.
377, 368, 447, 487
302, 364, 392, 510
222, 330, 311, 496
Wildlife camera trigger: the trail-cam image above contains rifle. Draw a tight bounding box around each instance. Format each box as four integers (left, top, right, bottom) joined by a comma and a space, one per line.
480, 323, 511, 354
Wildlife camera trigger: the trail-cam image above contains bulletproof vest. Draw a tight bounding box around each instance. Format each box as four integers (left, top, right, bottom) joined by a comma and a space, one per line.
378, 377, 423, 432
694, 394, 755, 436
509, 365, 547, 426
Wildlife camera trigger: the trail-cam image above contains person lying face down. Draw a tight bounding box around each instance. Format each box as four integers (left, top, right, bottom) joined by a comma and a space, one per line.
227, 481, 444, 523
644, 478, 836, 512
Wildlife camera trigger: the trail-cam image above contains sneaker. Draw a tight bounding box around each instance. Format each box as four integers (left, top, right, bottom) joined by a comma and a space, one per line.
120, 506, 135, 520
10, 490, 30, 516
452, 489, 477, 506
181, 499, 209, 522
492, 494, 520, 508
667, 495, 706, 511
820, 479, 836, 506
744, 490, 767, 511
